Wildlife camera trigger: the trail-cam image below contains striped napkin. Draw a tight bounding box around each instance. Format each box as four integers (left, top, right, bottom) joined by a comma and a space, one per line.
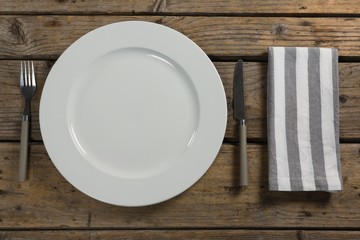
267, 47, 342, 191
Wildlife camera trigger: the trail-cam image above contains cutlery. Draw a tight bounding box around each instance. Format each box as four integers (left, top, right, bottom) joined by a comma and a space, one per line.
19, 61, 36, 181
233, 59, 248, 186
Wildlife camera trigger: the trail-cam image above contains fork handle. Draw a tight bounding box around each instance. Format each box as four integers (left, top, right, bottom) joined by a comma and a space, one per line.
19, 115, 29, 182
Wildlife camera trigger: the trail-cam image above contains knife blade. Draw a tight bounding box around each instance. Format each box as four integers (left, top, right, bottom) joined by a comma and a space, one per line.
233, 59, 248, 187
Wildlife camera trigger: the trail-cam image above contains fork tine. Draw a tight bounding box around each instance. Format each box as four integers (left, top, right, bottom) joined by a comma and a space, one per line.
27, 61, 31, 86
24, 61, 28, 86
20, 61, 24, 87
31, 61, 36, 87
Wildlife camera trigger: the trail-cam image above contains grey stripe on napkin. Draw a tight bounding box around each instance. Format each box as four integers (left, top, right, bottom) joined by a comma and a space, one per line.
268, 47, 342, 191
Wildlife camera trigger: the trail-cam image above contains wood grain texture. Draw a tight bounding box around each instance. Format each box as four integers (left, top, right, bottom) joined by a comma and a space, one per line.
91, 230, 360, 240
1, 0, 360, 14
1, 0, 359, 236
0, 143, 359, 228
0, 230, 359, 239
90, 230, 298, 239
303, 231, 360, 239
2, 16, 360, 59
1, 230, 360, 239
0, 60, 359, 141
0, 231, 87, 240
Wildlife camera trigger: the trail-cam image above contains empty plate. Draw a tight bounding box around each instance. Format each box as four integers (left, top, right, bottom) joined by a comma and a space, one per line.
40, 21, 227, 206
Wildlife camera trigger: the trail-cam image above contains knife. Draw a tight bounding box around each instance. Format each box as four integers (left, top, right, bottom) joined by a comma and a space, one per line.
233, 59, 248, 186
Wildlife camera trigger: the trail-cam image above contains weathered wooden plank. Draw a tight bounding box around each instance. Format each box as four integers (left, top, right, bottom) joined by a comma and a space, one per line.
0, 231, 87, 240
89, 230, 360, 240
90, 230, 298, 239
0, 143, 359, 228
0, 230, 360, 239
2, 16, 360, 58
303, 231, 360, 239
0, 0, 360, 15
1, 230, 359, 239
0, 61, 359, 141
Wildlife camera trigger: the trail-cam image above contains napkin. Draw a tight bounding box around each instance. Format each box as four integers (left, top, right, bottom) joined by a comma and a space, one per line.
267, 47, 342, 191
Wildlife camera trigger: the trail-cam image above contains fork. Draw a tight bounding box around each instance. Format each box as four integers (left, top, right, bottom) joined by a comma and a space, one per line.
19, 61, 36, 181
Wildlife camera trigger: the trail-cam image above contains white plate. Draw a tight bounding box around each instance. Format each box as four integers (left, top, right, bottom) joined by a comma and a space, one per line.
40, 21, 227, 207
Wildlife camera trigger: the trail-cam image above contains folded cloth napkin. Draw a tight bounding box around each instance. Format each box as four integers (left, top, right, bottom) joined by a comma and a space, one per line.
267, 47, 342, 191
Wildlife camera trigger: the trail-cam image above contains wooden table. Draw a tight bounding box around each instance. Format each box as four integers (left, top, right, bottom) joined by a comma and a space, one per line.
1, 1, 360, 239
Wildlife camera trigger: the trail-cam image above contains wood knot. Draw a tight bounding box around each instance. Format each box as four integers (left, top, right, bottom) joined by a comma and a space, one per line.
273, 23, 288, 36
314, 40, 326, 46
298, 211, 312, 217
302, 21, 312, 26
339, 95, 348, 104
8, 18, 26, 45
15, 205, 22, 211
45, 20, 62, 27
304, 211, 312, 217
343, 176, 348, 183
155, 18, 164, 24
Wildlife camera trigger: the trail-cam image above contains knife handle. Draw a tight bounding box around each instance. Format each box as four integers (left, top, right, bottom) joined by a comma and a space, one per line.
239, 120, 248, 186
